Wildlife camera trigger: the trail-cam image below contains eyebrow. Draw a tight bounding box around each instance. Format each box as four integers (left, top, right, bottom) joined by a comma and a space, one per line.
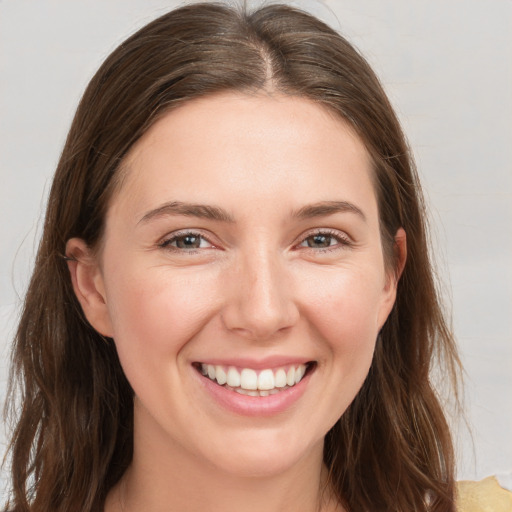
138, 201, 235, 224
138, 199, 366, 225
292, 200, 366, 222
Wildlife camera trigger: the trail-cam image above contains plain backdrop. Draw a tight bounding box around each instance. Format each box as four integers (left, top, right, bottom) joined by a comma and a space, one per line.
1, 0, 511, 493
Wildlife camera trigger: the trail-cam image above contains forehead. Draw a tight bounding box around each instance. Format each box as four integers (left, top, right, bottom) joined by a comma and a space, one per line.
126, 91, 368, 162
111, 92, 377, 224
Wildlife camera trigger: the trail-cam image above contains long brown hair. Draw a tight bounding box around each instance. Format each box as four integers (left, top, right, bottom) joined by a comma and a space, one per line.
3, 3, 461, 511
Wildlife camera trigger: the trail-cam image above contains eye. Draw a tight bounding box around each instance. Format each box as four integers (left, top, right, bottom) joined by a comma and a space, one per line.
159, 231, 214, 251
301, 233, 337, 248
297, 230, 352, 251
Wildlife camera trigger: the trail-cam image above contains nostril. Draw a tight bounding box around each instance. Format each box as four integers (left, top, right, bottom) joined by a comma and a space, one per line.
220, 298, 299, 341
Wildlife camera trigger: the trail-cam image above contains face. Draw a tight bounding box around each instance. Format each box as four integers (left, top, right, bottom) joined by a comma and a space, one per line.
69, 92, 401, 479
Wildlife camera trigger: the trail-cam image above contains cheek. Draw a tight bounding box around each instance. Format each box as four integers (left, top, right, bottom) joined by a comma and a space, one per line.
298, 266, 384, 364
103, 263, 221, 366
303, 265, 385, 329
290, 268, 384, 432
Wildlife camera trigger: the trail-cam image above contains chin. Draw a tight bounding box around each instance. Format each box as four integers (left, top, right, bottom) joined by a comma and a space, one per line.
198, 428, 324, 479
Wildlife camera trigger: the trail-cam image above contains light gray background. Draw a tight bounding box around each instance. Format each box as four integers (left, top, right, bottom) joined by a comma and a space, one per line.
1, 0, 511, 493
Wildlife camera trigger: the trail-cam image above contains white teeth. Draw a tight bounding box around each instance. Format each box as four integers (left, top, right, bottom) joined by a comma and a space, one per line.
294, 365, 305, 384
240, 368, 258, 390
235, 388, 259, 396
286, 367, 295, 386
274, 368, 287, 388
233, 387, 288, 397
227, 367, 241, 387
215, 365, 227, 385
257, 369, 274, 390
200, 363, 309, 393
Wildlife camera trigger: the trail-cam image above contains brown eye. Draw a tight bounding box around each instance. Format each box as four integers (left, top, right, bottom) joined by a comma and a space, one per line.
160, 232, 212, 251
175, 234, 202, 249
303, 234, 335, 248
297, 230, 352, 252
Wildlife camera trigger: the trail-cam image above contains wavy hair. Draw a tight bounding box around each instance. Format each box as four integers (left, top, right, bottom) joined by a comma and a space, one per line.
3, 3, 460, 511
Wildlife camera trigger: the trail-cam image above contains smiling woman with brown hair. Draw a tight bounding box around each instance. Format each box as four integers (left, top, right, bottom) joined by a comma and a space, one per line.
3, 2, 461, 511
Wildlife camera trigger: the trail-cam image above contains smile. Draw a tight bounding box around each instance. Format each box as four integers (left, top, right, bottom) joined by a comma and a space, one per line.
197, 363, 313, 397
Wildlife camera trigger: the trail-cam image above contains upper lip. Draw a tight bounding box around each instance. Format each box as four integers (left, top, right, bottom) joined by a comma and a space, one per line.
193, 356, 314, 370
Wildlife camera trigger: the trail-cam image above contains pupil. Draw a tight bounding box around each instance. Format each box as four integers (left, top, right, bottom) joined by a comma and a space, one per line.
308, 234, 330, 248
177, 235, 200, 249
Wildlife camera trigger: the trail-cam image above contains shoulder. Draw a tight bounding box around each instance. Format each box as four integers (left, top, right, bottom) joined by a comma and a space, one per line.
457, 476, 512, 512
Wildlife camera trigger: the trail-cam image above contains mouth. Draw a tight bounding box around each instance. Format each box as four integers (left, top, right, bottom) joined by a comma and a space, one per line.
193, 361, 316, 397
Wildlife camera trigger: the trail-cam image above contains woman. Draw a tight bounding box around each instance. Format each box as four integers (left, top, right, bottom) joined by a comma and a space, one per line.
3, 2, 461, 511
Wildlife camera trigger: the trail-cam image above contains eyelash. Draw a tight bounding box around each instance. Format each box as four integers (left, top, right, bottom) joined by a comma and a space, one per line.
158, 230, 215, 253
296, 229, 353, 253
158, 229, 352, 254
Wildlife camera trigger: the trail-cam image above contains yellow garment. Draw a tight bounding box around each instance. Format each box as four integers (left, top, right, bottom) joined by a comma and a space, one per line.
457, 476, 512, 512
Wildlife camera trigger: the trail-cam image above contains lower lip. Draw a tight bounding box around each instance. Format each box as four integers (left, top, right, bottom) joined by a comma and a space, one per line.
195, 367, 312, 417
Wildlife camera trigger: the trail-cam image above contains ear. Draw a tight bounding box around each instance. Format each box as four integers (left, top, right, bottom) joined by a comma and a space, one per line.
65, 238, 114, 337
378, 228, 407, 329
392, 227, 407, 281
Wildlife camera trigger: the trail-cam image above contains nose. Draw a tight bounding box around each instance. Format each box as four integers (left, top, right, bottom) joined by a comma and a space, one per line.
221, 248, 299, 341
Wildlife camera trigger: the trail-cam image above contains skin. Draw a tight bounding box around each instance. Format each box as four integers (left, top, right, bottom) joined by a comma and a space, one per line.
67, 91, 406, 512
